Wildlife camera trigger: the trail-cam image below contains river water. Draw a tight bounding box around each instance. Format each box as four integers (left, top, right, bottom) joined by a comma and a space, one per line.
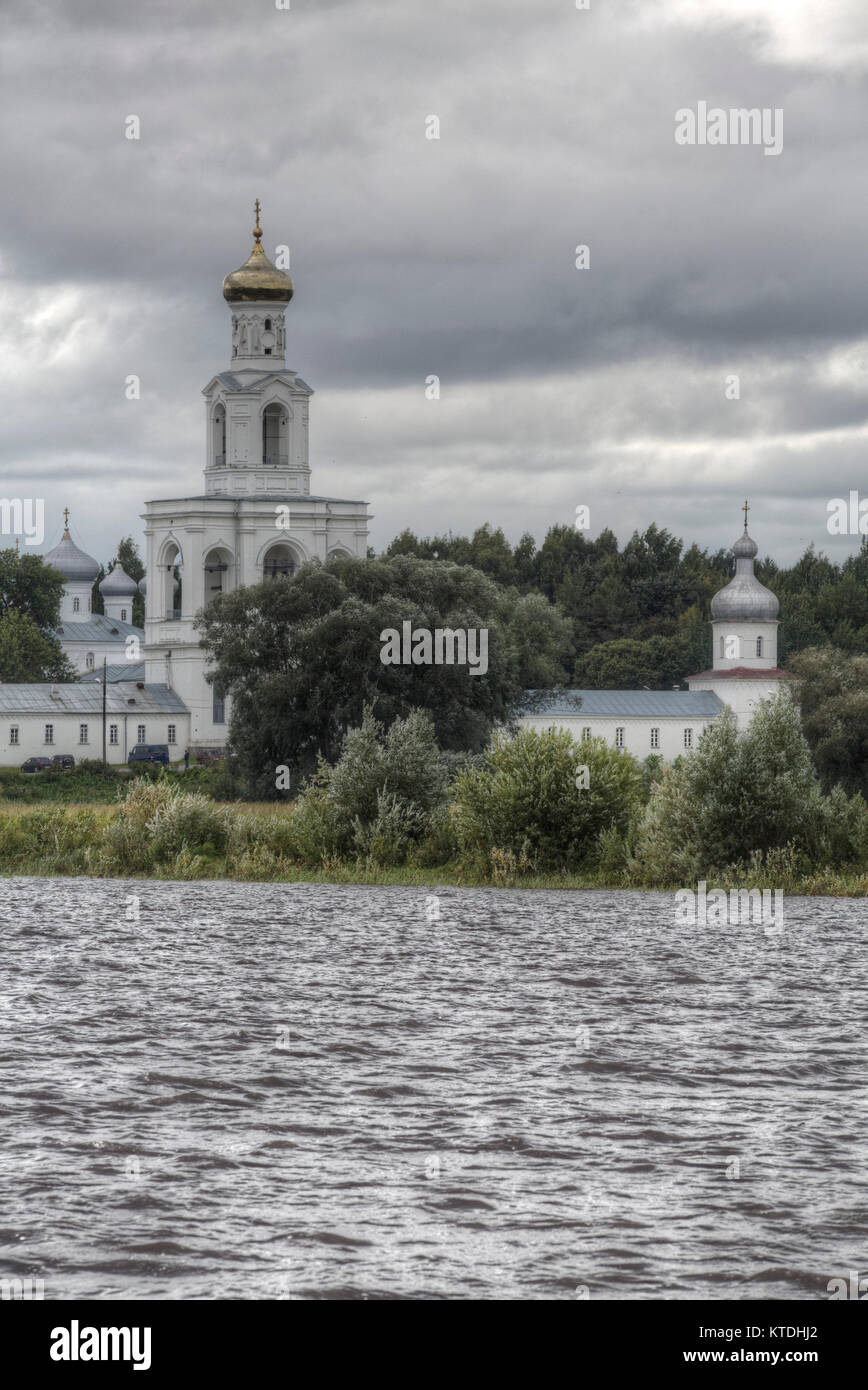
1, 877, 866, 1301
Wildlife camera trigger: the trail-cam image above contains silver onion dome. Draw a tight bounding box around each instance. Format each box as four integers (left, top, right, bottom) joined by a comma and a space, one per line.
711, 526, 779, 621
44, 517, 100, 583
100, 560, 138, 597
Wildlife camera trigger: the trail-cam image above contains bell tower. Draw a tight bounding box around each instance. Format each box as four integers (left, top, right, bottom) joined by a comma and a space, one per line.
141, 201, 371, 750
203, 201, 312, 497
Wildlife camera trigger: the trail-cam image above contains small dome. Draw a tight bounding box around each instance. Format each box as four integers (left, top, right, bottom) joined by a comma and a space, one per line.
100, 560, 138, 597
223, 205, 293, 304
732, 532, 758, 560
711, 528, 779, 622
44, 523, 100, 582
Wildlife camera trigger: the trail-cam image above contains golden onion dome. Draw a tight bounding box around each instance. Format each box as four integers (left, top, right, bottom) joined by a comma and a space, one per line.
222, 201, 293, 304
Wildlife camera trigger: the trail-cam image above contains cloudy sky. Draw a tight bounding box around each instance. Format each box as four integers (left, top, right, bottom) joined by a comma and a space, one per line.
2, 0, 868, 569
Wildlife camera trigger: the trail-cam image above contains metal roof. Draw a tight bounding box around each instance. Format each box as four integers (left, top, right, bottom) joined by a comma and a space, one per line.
521, 689, 726, 718
79, 663, 146, 683
54, 617, 144, 643
43, 532, 100, 581
99, 561, 138, 596
0, 682, 189, 714
208, 370, 313, 395
144, 494, 367, 506
687, 667, 789, 681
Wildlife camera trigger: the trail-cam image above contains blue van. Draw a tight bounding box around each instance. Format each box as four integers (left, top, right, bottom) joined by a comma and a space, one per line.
128, 744, 170, 766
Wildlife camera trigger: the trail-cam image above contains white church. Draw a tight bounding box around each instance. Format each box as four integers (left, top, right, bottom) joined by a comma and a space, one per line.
0, 205, 369, 763
518, 510, 790, 759
0, 206, 787, 767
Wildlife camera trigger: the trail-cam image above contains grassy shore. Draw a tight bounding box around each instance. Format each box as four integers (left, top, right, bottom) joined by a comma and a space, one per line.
2, 796, 868, 895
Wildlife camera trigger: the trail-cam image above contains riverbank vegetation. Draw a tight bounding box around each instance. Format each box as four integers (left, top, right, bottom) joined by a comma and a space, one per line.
5, 697, 868, 894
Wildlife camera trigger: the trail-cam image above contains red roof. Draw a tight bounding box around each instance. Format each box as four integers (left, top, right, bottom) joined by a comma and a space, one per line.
686, 667, 791, 681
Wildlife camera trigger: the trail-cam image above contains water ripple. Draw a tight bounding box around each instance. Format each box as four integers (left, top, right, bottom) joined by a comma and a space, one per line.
0, 876, 864, 1299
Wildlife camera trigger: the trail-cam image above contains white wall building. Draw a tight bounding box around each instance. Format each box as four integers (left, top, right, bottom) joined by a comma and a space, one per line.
141, 202, 371, 748
0, 203, 369, 766
520, 510, 790, 753
41, 516, 146, 677
685, 514, 789, 728
519, 689, 725, 760
0, 683, 189, 765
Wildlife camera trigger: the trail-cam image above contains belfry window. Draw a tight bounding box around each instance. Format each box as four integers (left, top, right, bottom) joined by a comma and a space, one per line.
213, 405, 226, 466
264, 318, 272, 331
262, 403, 286, 465
263, 544, 295, 580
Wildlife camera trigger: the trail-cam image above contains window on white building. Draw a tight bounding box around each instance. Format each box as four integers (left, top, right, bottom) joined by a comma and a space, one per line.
10, 726, 19, 745
581, 727, 591, 741
109, 725, 118, 746
168, 724, 176, 744
86, 652, 94, 670
683, 728, 693, 749
73, 597, 80, 613
137, 724, 146, 743
213, 687, 225, 724
44, 724, 54, 745
121, 608, 127, 622
756, 636, 763, 657
615, 727, 624, 748
79, 724, 88, 745
650, 728, 659, 749
719, 635, 724, 658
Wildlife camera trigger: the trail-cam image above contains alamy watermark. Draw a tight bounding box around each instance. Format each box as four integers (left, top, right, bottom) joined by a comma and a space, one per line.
827, 491, 868, 535
675, 103, 783, 157
0, 498, 44, 546
674, 881, 784, 934
380, 621, 488, 675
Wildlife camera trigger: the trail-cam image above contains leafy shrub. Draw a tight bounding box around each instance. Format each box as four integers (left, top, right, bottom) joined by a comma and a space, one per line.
289, 707, 449, 864
451, 727, 643, 872
147, 793, 229, 861
99, 780, 230, 872
629, 696, 868, 884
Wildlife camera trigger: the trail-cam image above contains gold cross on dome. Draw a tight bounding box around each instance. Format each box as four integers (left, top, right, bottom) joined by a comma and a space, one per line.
253, 199, 262, 241
64, 506, 70, 529
742, 499, 750, 530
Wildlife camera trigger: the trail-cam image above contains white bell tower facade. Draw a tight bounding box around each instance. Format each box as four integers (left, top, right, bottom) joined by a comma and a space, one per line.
142, 203, 371, 749
688, 503, 789, 727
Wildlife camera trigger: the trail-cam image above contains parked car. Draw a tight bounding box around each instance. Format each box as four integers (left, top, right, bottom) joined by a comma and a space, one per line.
21, 757, 53, 773
128, 744, 170, 766
194, 748, 223, 766
51, 754, 76, 770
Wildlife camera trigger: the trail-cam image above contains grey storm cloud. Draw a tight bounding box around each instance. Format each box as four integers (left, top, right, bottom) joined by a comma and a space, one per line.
1, 0, 868, 566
